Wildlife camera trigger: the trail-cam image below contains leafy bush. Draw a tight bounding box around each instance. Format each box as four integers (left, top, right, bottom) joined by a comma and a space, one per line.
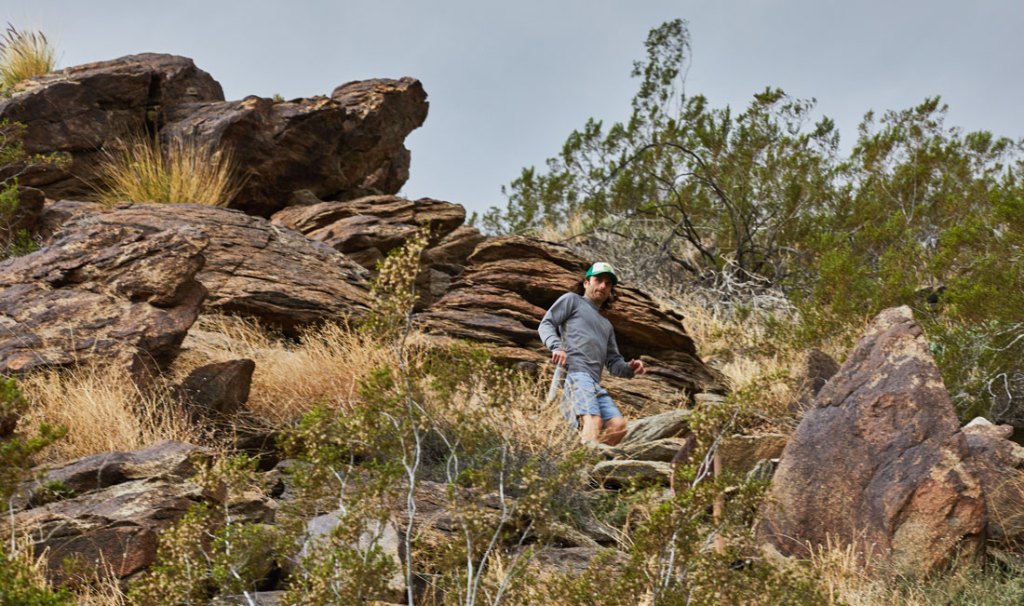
0, 378, 69, 605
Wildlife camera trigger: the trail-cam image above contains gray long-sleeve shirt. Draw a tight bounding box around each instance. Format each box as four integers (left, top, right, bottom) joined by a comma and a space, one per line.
538, 292, 634, 383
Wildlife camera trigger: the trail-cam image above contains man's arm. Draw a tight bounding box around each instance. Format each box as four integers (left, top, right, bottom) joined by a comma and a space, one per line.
605, 331, 634, 378
538, 293, 576, 353
606, 331, 646, 377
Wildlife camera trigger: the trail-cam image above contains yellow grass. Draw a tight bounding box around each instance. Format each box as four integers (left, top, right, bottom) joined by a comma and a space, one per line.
176, 315, 394, 426
19, 365, 196, 464
0, 24, 55, 90
97, 135, 240, 206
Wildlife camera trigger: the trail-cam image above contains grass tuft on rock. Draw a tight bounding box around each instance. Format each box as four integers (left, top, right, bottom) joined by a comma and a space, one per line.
96, 135, 240, 207
0, 24, 55, 91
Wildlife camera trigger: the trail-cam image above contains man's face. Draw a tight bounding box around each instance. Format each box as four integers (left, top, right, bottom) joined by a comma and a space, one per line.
583, 274, 615, 304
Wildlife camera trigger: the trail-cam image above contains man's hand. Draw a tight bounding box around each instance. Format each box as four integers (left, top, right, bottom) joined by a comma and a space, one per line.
551, 349, 567, 366
628, 359, 647, 375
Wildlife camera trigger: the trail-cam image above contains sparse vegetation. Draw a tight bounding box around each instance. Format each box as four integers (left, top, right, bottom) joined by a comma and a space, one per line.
6, 18, 1024, 606
0, 24, 55, 92
96, 134, 240, 206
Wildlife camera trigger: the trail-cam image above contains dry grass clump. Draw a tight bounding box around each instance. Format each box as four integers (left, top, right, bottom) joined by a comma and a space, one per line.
97, 135, 240, 206
19, 365, 195, 464
176, 315, 394, 426
0, 24, 55, 91
807, 539, 1024, 605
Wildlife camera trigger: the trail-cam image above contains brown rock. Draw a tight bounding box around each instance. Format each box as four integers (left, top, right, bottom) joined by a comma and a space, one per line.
758, 306, 986, 576
718, 433, 788, 476
962, 423, 1024, 543
619, 437, 690, 462
621, 410, 692, 445
14, 441, 275, 584
41, 200, 372, 334
162, 78, 428, 216
591, 460, 673, 488
33, 440, 210, 497
178, 359, 255, 419
415, 236, 725, 413
273, 195, 476, 308
271, 195, 464, 269
0, 210, 208, 384
0, 54, 224, 198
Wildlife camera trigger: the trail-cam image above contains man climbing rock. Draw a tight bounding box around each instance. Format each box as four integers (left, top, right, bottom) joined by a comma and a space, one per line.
538, 262, 646, 445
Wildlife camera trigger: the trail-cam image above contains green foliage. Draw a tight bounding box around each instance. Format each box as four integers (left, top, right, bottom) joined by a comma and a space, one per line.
0, 119, 68, 259
0, 378, 66, 503
483, 19, 839, 289
0, 378, 70, 605
543, 396, 830, 605
275, 232, 592, 604
486, 17, 1024, 417
0, 555, 71, 606
362, 226, 430, 340
127, 456, 285, 605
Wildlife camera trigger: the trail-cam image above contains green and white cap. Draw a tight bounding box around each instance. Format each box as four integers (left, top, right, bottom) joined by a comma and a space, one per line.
585, 261, 619, 284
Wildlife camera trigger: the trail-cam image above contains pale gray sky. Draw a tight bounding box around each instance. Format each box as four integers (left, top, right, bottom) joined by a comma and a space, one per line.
5, 1, 1023, 217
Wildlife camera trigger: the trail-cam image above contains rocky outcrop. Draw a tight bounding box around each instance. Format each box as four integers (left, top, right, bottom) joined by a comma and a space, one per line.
758, 306, 986, 576
414, 237, 726, 413
163, 78, 428, 215
272, 195, 481, 308
11, 441, 276, 584
0, 54, 224, 198
0, 207, 207, 385
271, 195, 465, 270
1, 54, 427, 217
40, 200, 372, 334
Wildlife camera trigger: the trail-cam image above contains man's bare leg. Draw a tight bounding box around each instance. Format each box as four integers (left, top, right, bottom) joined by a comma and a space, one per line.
580, 414, 603, 444
602, 416, 627, 446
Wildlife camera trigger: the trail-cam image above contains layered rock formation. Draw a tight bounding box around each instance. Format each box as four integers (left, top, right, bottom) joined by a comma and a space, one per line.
0, 207, 208, 385
40, 200, 372, 334
0, 54, 428, 216
414, 236, 727, 412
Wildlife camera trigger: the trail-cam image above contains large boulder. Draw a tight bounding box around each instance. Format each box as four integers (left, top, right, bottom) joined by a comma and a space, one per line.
162, 78, 428, 216
0, 54, 224, 197
0, 208, 208, 384
40, 200, 372, 334
414, 237, 726, 413
758, 306, 986, 576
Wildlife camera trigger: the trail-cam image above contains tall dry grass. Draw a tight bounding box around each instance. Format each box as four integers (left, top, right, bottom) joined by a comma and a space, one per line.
97, 135, 240, 206
807, 539, 1024, 605
0, 24, 55, 90
19, 365, 195, 464
176, 315, 394, 426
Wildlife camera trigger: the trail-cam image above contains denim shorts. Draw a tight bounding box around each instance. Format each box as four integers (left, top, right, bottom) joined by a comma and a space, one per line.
562, 371, 622, 424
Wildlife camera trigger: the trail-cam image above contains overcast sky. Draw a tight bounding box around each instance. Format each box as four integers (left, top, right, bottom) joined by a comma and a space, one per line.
6, 1, 1024, 218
